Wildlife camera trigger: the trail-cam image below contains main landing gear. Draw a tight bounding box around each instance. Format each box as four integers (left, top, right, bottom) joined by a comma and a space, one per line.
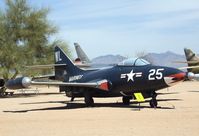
84, 91, 94, 107
122, 96, 133, 105
149, 91, 158, 108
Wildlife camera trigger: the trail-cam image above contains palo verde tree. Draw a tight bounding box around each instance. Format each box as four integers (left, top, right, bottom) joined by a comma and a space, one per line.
0, 0, 70, 81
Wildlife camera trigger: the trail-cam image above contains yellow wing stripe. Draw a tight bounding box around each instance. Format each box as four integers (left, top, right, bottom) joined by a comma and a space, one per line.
134, 93, 145, 102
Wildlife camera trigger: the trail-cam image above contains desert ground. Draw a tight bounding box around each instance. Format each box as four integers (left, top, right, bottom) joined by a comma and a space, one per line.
0, 81, 199, 136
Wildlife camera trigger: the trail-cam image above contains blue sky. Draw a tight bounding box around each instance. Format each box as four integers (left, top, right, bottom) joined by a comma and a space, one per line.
1, 0, 199, 58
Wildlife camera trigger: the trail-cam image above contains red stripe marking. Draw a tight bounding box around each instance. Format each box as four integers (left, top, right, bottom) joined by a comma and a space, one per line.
99, 82, 109, 91
169, 72, 186, 82
169, 72, 186, 78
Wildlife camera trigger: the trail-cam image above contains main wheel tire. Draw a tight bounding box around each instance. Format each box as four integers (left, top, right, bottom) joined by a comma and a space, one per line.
122, 96, 131, 105
85, 97, 94, 107
84, 92, 94, 107
149, 99, 158, 108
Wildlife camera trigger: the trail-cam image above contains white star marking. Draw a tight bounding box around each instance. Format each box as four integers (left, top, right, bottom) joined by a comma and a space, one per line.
127, 70, 136, 82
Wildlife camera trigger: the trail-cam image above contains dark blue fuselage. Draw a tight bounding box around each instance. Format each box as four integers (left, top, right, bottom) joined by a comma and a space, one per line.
64, 64, 185, 98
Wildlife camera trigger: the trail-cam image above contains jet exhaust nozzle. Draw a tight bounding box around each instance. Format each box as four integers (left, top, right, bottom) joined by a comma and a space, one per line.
5, 77, 31, 90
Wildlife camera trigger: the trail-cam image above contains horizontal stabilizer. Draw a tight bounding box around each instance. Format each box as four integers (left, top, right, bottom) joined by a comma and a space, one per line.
25, 64, 66, 69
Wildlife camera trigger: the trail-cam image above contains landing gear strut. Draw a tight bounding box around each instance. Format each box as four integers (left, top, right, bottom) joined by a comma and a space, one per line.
84, 91, 94, 107
149, 91, 158, 108
70, 97, 75, 102
122, 96, 132, 105
149, 99, 158, 108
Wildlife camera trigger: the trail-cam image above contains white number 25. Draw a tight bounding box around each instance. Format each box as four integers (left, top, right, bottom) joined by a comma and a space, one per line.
148, 69, 164, 80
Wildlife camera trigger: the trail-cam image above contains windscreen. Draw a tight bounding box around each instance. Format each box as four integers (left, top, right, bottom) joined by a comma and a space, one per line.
118, 58, 150, 66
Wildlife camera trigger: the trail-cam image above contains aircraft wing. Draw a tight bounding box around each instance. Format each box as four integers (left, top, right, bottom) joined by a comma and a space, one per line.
31, 79, 110, 91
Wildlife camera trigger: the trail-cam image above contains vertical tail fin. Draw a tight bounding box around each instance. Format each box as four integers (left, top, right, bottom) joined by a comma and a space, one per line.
184, 48, 196, 61
74, 43, 90, 63
184, 48, 199, 73
184, 48, 199, 64
54, 46, 84, 81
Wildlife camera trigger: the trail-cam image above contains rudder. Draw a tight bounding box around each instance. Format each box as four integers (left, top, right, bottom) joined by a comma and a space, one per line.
54, 46, 84, 81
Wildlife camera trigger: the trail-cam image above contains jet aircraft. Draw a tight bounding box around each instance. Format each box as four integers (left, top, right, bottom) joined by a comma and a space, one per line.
184, 48, 199, 74
74, 43, 117, 69
174, 48, 199, 80
5, 46, 197, 107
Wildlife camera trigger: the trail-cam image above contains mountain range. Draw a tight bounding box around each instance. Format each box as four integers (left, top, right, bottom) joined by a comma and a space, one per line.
91, 51, 187, 68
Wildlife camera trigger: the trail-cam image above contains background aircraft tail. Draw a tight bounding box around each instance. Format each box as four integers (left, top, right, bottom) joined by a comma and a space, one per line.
184, 48, 199, 62
54, 46, 84, 81
74, 43, 91, 63
184, 48, 199, 73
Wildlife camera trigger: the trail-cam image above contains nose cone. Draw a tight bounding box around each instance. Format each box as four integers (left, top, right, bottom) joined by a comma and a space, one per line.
164, 68, 186, 86
169, 72, 186, 81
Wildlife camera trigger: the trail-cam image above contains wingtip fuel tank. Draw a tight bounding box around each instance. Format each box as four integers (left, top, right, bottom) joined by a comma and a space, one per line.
5, 77, 31, 89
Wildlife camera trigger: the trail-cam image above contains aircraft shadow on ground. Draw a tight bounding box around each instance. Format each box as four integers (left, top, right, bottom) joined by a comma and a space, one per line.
3, 98, 182, 113
0, 92, 62, 99
157, 92, 180, 95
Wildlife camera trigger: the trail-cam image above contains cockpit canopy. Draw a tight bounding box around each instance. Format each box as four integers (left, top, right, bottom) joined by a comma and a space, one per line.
118, 58, 150, 66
